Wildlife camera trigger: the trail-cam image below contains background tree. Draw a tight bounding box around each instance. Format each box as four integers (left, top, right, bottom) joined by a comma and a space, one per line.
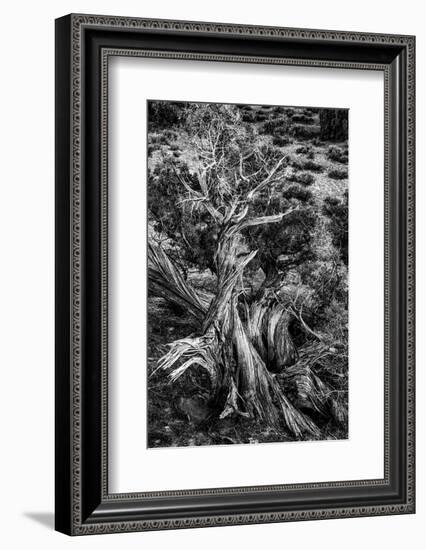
319, 109, 348, 141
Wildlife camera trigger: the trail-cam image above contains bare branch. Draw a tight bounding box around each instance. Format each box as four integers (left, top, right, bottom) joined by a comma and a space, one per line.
172, 163, 224, 223
246, 155, 289, 201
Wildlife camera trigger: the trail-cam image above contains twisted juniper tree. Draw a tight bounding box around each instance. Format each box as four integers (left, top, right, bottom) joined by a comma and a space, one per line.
148, 104, 330, 437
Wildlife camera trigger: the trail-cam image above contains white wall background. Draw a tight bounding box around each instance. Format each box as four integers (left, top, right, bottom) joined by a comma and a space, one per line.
0, 0, 422, 548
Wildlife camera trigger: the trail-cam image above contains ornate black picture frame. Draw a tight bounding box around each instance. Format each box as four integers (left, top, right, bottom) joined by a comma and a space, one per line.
55, 13, 415, 535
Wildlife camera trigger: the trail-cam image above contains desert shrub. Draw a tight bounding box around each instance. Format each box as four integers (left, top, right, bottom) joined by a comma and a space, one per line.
273, 118, 288, 131
298, 172, 315, 186
148, 159, 219, 271
242, 112, 256, 123
287, 172, 315, 186
173, 151, 180, 158
258, 123, 269, 135
290, 158, 303, 171
327, 146, 348, 164
261, 118, 288, 135
296, 145, 314, 159
295, 145, 312, 155
273, 106, 286, 115
158, 134, 170, 145
328, 168, 348, 180
292, 114, 315, 124
302, 159, 324, 172
273, 135, 291, 146
291, 125, 319, 140
163, 129, 178, 141
282, 186, 313, 202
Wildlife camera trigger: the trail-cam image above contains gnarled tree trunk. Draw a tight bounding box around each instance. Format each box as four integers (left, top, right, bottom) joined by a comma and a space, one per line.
148, 229, 320, 438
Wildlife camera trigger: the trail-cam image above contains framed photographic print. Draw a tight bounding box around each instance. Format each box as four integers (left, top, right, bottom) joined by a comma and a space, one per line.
55, 14, 415, 535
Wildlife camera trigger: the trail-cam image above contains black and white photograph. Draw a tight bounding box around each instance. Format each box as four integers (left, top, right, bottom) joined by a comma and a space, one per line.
147, 100, 349, 448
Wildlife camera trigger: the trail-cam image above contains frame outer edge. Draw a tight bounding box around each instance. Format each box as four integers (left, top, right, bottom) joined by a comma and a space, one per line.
55, 14, 73, 536
61, 13, 415, 535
